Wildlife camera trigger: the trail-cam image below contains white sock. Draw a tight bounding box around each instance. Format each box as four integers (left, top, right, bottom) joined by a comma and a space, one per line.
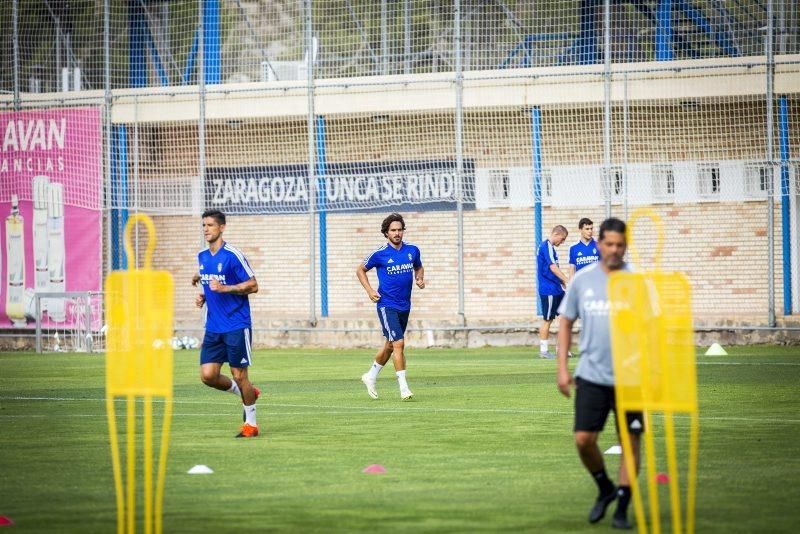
227, 381, 241, 397
244, 404, 257, 427
540, 340, 548, 353
367, 362, 384, 380
396, 370, 409, 390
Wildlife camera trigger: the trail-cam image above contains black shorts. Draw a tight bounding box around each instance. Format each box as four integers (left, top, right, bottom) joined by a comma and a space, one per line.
574, 377, 644, 435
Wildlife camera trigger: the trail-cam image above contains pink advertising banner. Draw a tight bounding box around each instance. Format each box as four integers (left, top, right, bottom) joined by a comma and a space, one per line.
0, 107, 102, 329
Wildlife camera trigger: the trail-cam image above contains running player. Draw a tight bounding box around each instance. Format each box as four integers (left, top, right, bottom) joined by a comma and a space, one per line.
357, 213, 425, 401
195, 209, 261, 438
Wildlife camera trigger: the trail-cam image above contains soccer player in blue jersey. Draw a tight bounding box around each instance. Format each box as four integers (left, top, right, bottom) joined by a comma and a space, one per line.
357, 213, 425, 400
537, 225, 570, 359
194, 209, 261, 438
569, 218, 600, 274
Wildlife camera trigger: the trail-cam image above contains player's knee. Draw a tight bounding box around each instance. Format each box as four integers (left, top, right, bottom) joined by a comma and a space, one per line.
575, 432, 596, 451
200, 371, 218, 386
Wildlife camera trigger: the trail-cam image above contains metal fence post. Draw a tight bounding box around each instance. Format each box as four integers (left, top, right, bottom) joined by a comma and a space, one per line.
306, 0, 318, 327
12, 0, 20, 111
603, 0, 612, 218
199, 0, 207, 248
455, 0, 466, 327
623, 73, 630, 221
766, 0, 776, 326
104, 0, 113, 279
404, 0, 411, 74
35, 297, 42, 354
381, 0, 389, 75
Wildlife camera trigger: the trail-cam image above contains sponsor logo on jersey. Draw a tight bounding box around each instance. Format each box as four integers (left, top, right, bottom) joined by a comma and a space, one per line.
386, 262, 414, 274
199, 273, 227, 284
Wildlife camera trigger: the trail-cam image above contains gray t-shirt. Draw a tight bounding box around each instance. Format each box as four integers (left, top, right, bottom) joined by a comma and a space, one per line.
558, 262, 628, 386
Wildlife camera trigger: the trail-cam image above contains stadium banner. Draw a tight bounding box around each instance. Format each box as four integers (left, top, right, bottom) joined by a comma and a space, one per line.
205, 159, 476, 214
0, 107, 102, 329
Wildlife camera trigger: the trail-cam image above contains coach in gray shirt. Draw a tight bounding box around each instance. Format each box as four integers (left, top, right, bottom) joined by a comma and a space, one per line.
556, 218, 643, 530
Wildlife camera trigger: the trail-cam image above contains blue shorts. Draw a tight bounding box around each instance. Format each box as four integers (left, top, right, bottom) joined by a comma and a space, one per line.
376, 306, 410, 341
200, 327, 253, 368
540, 294, 564, 321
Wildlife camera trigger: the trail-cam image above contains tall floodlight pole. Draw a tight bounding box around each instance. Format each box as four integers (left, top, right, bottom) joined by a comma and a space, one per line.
603, 0, 612, 218
306, 0, 318, 326
455, 0, 466, 326
766, 0, 776, 327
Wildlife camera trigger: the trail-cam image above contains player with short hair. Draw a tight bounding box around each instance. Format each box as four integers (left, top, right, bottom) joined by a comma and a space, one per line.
357, 213, 425, 400
194, 209, 261, 438
536, 225, 570, 359
556, 217, 642, 530
569, 218, 600, 274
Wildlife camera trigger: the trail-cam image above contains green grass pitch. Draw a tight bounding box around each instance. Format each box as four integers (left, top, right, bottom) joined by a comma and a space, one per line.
1, 346, 799, 532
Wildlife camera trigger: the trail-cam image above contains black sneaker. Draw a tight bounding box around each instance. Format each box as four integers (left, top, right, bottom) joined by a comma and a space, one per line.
612, 515, 633, 530
588, 490, 617, 523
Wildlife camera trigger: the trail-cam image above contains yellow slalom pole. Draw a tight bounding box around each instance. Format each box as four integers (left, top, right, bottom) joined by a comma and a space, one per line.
664, 411, 683, 534
106, 394, 125, 534
687, 412, 700, 533
627, 208, 664, 271
643, 411, 661, 534
620, 409, 648, 534
637, 273, 661, 534
126, 394, 136, 534
123, 214, 156, 272
144, 395, 153, 534
155, 399, 172, 534
610, 207, 699, 534
106, 213, 173, 534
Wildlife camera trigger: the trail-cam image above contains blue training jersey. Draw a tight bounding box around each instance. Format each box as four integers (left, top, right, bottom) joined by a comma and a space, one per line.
537, 239, 564, 296
363, 241, 422, 312
198, 242, 255, 333
569, 238, 600, 271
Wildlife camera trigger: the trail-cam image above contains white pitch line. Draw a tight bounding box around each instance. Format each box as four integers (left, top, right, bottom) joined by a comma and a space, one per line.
1, 396, 800, 424
696, 361, 800, 366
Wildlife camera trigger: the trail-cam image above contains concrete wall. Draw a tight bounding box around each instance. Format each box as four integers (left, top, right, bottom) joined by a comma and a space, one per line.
150, 201, 789, 333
